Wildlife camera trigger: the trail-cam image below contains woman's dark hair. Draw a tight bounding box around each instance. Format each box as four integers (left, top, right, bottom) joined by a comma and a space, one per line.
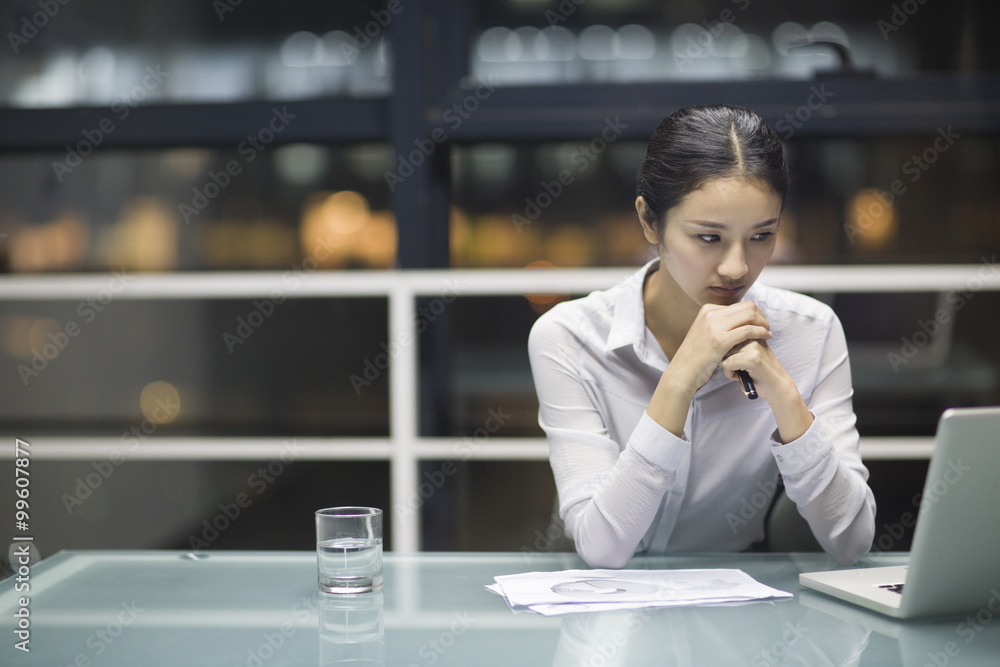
635, 104, 789, 237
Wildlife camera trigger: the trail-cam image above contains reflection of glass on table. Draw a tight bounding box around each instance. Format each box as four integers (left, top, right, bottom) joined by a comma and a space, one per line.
318, 590, 384, 667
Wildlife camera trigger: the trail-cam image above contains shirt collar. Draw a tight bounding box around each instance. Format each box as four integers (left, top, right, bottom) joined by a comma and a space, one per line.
605, 261, 764, 382
605, 258, 659, 353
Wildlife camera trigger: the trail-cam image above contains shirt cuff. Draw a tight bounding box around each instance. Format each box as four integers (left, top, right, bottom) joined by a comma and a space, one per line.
768, 413, 834, 476
628, 412, 691, 472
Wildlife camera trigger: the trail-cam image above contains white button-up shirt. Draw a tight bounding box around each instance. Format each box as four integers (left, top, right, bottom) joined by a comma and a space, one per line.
528, 260, 875, 567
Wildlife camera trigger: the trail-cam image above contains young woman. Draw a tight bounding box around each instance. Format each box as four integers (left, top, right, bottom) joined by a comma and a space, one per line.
528, 104, 875, 568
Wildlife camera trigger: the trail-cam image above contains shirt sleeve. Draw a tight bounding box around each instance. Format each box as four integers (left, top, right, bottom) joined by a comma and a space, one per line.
769, 313, 876, 564
527, 312, 690, 569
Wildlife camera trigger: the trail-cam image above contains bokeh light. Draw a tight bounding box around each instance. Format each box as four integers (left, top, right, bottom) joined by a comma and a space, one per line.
140, 380, 181, 424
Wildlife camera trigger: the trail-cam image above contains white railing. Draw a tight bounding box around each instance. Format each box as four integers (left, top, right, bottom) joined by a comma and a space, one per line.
2, 263, 998, 552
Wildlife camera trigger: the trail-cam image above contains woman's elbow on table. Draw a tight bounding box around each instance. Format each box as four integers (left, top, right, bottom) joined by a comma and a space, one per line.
578, 546, 633, 570
573, 529, 634, 570
824, 508, 877, 566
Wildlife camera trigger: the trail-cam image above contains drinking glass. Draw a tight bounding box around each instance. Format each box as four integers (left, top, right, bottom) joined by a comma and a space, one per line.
315, 507, 383, 594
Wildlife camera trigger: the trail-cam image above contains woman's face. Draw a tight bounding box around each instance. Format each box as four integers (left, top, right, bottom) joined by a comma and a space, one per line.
639, 177, 782, 307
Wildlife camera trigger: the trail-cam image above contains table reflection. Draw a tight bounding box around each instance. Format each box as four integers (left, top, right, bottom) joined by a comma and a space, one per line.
10, 551, 1000, 666
552, 601, 871, 666
799, 590, 1000, 667
318, 591, 384, 667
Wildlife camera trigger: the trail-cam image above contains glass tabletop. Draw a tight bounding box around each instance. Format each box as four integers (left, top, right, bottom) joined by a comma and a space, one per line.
1, 549, 998, 666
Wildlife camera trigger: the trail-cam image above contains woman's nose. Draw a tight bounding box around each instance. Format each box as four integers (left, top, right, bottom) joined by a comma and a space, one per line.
718, 244, 748, 281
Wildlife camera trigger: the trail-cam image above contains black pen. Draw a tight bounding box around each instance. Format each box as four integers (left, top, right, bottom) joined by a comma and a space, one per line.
737, 371, 758, 400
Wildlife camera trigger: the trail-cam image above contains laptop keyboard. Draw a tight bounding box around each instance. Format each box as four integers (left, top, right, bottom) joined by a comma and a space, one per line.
878, 583, 905, 594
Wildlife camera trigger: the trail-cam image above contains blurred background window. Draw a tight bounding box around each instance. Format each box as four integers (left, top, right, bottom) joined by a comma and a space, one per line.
0, 0, 391, 107
0, 146, 396, 273
0, 0, 997, 556
469, 1, 997, 85
448, 136, 1000, 268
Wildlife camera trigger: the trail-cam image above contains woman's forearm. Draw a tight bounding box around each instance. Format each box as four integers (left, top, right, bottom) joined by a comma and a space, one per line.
766, 376, 814, 444
646, 366, 697, 438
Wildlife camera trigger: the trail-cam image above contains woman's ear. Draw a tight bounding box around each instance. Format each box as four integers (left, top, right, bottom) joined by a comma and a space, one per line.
635, 197, 660, 245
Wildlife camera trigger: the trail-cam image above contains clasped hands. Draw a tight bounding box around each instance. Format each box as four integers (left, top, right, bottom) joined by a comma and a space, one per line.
670, 301, 789, 404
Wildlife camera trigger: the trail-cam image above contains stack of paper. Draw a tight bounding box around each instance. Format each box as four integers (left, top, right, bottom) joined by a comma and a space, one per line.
486, 568, 792, 616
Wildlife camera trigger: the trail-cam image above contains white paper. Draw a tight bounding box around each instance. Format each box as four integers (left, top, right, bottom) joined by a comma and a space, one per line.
486, 569, 791, 616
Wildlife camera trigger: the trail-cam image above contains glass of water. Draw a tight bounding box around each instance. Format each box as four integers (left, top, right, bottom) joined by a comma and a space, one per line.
316, 507, 383, 594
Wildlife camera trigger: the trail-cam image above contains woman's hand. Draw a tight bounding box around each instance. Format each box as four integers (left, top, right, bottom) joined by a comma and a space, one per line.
721, 335, 814, 444
648, 301, 772, 437
720, 338, 786, 402
668, 301, 773, 395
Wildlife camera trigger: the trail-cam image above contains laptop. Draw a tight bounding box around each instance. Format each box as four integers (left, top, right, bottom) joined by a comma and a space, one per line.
799, 406, 1000, 619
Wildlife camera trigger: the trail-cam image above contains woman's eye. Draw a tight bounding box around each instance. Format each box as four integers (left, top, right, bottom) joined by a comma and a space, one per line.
696, 231, 775, 243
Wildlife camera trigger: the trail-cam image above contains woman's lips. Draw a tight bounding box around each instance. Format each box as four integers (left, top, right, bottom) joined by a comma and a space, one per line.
709, 285, 745, 297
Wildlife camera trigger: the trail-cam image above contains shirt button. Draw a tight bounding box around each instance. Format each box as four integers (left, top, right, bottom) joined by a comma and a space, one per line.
776, 455, 784, 462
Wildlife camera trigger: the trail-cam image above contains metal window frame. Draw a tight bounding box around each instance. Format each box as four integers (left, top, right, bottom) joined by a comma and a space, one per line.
3, 264, 999, 551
